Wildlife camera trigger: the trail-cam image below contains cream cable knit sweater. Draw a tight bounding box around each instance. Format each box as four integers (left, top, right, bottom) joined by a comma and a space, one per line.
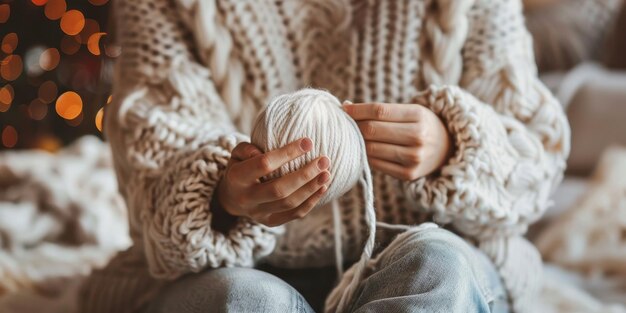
87, 0, 570, 312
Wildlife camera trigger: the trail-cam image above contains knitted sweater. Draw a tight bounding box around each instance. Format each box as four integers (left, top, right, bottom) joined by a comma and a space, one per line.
89, 0, 570, 312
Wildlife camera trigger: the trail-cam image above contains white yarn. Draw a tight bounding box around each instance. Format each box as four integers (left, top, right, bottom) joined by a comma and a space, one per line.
251, 88, 365, 207
332, 199, 344, 279
250, 88, 377, 313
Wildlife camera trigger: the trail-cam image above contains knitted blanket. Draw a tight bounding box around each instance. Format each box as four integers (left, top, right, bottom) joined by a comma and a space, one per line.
0, 137, 130, 313
533, 147, 626, 312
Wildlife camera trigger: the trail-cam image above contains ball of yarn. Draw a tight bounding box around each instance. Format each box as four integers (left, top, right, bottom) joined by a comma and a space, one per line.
251, 88, 378, 313
250, 88, 365, 207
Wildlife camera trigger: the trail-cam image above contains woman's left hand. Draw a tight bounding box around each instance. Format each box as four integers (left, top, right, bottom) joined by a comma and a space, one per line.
343, 102, 452, 181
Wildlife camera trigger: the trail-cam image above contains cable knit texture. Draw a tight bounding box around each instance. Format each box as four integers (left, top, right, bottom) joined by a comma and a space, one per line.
92, 0, 570, 312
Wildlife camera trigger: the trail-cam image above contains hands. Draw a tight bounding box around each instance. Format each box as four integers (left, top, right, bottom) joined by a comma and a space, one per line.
343, 102, 452, 181
216, 138, 331, 227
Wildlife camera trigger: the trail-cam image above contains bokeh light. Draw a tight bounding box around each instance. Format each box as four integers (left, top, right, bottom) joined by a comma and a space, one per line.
95, 107, 103, 131
44, 0, 66, 20
55, 91, 83, 120
32, 0, 49, 6
1, 55, 23, 81
28, 99, 48, 120
39, 48, 60, 71
1, 126, 18, 148
34, 134, 62, 152
1, 33, 18, 54
88, 32, 106, 56
24, 45, 46, 76
38, 80, 58, 104
88, 0, 109, 6
60, 35, 81, 55
0, 84, 13, 112
60, 10, 85, 36
2, 0, 113, 150
0, 4, 9, 23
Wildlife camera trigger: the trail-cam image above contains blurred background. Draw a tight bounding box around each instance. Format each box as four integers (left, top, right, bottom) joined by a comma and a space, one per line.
0, 0, 115, 152
1, 0, 626, 313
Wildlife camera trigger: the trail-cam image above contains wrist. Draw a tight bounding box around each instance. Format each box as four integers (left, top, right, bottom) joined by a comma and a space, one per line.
211, 181, 239, 232
216, 180, 239, 217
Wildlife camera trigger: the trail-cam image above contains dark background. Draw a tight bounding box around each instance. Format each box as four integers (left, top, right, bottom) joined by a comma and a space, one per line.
0, 0, 115, 151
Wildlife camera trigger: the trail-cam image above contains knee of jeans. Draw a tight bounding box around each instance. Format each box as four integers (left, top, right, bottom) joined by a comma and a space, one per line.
146, 268, 296, 313
383, 228, 476, 282
215, 267, 292, 298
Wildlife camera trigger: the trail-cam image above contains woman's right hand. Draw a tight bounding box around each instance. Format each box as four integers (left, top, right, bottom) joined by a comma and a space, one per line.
216, 138, 331, 227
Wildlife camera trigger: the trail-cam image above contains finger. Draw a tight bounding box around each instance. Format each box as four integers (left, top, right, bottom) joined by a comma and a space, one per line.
263, 185, 328, 227
368, 157, 420, 181
237, 137, 313, 182
231, 142, 263, 161
365, 141, 422, 166
343, 103, 421, 122
253, 170, 331, 214
251, 156, 330, 203
358, 121, 423, 146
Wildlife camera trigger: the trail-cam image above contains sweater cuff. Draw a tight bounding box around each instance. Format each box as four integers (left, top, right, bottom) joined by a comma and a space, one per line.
404, 85, 520, 237
142, 134, 283, 279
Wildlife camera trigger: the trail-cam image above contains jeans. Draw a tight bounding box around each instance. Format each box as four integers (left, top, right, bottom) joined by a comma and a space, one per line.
144, 228, 509, 313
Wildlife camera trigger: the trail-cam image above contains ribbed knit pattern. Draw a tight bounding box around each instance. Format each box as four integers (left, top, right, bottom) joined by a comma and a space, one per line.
91, 0, 571, 312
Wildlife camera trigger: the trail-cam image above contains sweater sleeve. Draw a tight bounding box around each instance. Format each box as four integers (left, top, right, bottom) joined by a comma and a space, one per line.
405, 0, 570, 240
104, 0, 280, 280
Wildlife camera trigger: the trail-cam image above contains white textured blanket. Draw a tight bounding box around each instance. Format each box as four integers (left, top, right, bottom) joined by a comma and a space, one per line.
534, 146, 626, 312
0, 137, 130, 312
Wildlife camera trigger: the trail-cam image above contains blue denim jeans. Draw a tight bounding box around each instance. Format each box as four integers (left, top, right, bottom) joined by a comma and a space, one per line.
144, 228, 509, 313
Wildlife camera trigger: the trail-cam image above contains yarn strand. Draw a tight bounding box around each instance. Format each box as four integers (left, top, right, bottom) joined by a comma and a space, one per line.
332, 199, 344, 280
325, 127, 377, 313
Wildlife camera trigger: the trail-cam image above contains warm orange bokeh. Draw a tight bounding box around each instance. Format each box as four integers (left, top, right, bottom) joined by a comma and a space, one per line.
88, 32, 106, 56
55, 91, 83, 120
34, 135, 62, 152
44, 0, 66, 21
95, 107, 104, 131
1, 126, 18, 148
32, 0, 49, 6
38, 80, 58, 104
1, 55, 23, 81
39, 48, 60, 71
0, 84, 13, 112
0, 4, 9, 23
1, 33, 18, 54
60, 10, 85, 36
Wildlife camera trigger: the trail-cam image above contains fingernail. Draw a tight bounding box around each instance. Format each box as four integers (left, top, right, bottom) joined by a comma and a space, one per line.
300, 138, 313, 151
318, 172, 330, 184
343, 100, 353, 105
317, 157, 330, 170
320, 185, 328, 193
